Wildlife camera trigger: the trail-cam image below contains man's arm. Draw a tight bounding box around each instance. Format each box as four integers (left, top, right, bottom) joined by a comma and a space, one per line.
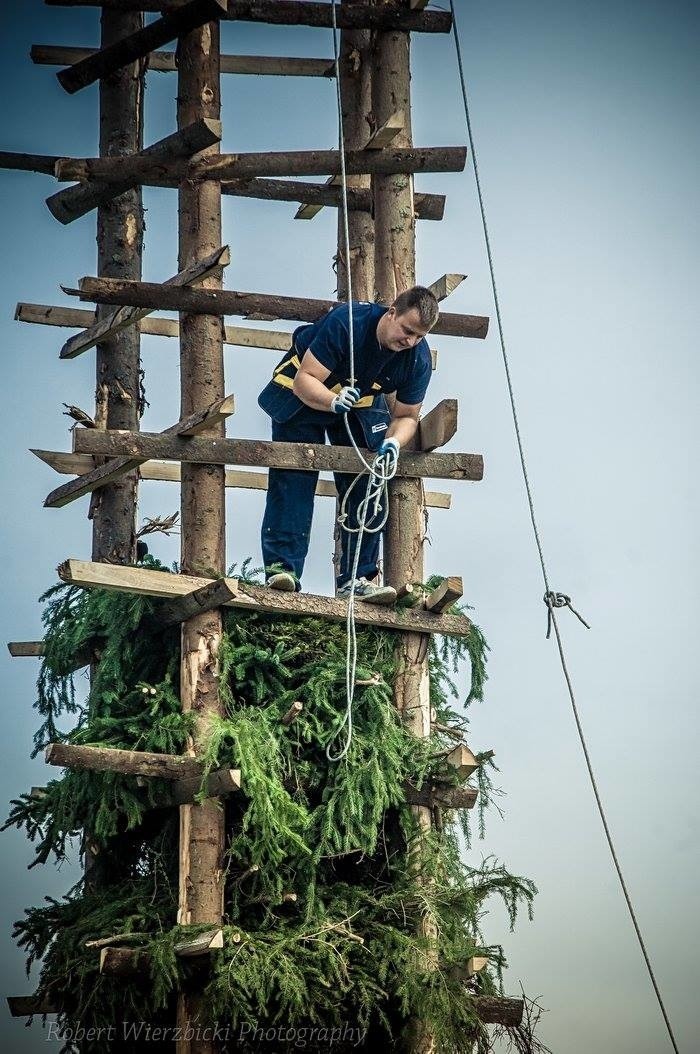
292, 350, 336, 411
386, 397, 421, 447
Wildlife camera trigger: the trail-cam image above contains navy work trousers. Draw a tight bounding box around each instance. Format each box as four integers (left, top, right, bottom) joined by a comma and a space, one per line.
261, 408, 385, 589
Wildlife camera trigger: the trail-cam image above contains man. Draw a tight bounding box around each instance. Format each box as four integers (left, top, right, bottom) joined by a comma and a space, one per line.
258, 285, 439, 604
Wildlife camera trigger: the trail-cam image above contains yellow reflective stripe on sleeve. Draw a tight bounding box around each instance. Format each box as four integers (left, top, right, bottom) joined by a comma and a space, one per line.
273, 353, 300, 377
272, 374, 295, 389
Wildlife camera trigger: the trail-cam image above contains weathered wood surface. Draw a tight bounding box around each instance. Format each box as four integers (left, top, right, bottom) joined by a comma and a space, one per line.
55, 146, 467, 184
428, 273, 467, 302
48, 117, 222, 225
45, 742, 205, 781
415, 400, 458, 452
60, 244, 229, 359
45, 394, 235, 508
31, 450, 452, 508
33, 45, 336, 78
156, 578, 239, 626
72, 278, 490, 339
164, 768, 241, 806
57, 0, 229, 93
72, 430, 484, 482
7, 994, 59, 1017
45, 1, 453, 34
7, 641, 45, 657
16, 301, 293, 351
56, 560, 475, 638
424, 575, 464, 612
404, 784, 478, 810
223, 177, 445, 220
0, 151, 61, 175
444, 743, 479, 780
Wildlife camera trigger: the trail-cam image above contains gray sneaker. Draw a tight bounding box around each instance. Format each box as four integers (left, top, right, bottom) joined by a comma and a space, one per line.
267, 571, 297, 592
337, 577, 397, 606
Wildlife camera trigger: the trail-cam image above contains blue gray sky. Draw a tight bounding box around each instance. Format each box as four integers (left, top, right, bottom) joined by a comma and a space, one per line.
1, 0, 698, 1050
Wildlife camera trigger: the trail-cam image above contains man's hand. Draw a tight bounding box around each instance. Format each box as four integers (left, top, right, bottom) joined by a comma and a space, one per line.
331, 386, 360, 414
377, 436, 400, 473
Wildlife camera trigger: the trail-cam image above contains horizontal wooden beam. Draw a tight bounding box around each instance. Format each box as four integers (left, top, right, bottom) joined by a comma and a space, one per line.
71, 278, 489, 339
224, 176, 445, 221
57, 0, 229, 94
46, 742, 205, 780
0, 151, 58, 176
55, 146, 467, 184
32, 450, 451, 509
72, 430, 484, 482
57, 560, 475, 638
45, 393, 235, 508
7, 994, 58, 1017
44, 1, 453, 34
16, 301, 294, 351
8, 641, 44, 657
47, 117, 221, 225
425, 576, 464, 612
60, 245, 229, 359
404, 784, 477, 810
159, 768, 242, 806
32, 45, 336, 78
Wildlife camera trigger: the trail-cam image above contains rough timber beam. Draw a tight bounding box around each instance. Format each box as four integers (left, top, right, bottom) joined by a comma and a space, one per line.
60, 245, 229, 359
45, 742, 206, 780
223, 177, 445, 220
32, 45, 336, 78
44, 394, 235, 508
15, 301, 293, 351
72, 429, 484, 482
44, 1, 453, 34
47, 117, 221, 225
404, 785, 477, 810
55, 146, 467, 184
428, 273, 467, 302
56, 0, 229, 94
71, 278, 490, 339
56, 560, 476, 638
424, 575, 464, 612
8, 641, 45, 657
416, 399, 458, 452
32, 451, 452, 510
0, 151, 60, 176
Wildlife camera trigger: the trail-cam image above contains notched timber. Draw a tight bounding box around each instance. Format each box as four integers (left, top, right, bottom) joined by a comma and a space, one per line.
47, 117, 221, 225
56, 0, 229, 94
71, 278, 489, 339
57, 560, 476, 638
72, 429, 485, 482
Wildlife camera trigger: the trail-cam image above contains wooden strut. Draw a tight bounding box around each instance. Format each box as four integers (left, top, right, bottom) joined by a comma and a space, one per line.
55, 560, 476, 639
59, 244, 229, 359
46, 118, 222, 225
44, 393, 235, 508
71, 429, 484, 482
33, 45, 337, 79
31, 450, 452, 510
55, 145, 467, 184
56, 0, 230, 94
44, 1, 453, 35
70, 277, 489, 339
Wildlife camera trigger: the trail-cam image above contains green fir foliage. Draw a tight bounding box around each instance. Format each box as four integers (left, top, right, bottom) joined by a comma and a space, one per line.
5, 561, 541, 1052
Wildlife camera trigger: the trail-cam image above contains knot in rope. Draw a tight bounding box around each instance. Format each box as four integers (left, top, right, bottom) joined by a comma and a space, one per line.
543, 591, 591, 639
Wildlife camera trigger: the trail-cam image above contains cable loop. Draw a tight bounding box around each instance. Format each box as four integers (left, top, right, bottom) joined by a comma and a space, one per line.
543, 591, 591, 638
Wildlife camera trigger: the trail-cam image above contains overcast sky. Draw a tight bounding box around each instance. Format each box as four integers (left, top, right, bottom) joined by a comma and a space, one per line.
1, 1, 698, 1051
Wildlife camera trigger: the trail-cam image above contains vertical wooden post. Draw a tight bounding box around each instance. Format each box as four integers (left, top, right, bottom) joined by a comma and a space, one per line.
85, 8, 144, 888
175, 17, 225, 1054
91, 9, 144, 566
371, 8, 436, 1053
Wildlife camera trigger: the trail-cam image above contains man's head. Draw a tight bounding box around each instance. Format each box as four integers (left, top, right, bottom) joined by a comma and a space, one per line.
377, 286, 440, 352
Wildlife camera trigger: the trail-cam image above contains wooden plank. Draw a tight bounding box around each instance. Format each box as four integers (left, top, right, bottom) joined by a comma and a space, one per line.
56, 0, 229, 94
72, 430, 484, 482
156, 578, 239, 626
56, 560, 475, 638
16, 301, 293, 350
44, 2, 453, 34
60, 244, 229, 359
416, 399, 458, 452
54, 146, 467, 184
31, 450, 451, 509
44, 394, 235, 508
32, 45, 336, 78
7, 994, 58, 1017
294, 175, 338, 220
71, 278, 489, 339
428, 273, 467, 302
46, 742, 205, 780
365, 110, 404, 149
444, 743, 479, 780
404, 784, 477, 810
424, 576, 464, 612
46, 117, 221, 225
8, 641, 45, 657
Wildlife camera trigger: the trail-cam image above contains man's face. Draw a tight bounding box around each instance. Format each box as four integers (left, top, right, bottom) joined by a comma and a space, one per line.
378, 306, 432, 351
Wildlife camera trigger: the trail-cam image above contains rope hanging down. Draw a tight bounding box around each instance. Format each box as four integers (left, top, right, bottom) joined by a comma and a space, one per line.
448, 3, 680, 1051
325, 0, 395, 762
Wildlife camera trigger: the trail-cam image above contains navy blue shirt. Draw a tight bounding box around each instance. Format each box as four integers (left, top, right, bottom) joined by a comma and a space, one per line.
293, 302, 432, 406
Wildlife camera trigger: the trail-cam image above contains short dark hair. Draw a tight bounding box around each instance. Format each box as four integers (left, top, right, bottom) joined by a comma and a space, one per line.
392, 285, 439, 330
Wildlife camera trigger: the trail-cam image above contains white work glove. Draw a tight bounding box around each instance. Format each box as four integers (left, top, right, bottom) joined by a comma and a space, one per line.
331, 386, 360, 414
377, 436, 400, 472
